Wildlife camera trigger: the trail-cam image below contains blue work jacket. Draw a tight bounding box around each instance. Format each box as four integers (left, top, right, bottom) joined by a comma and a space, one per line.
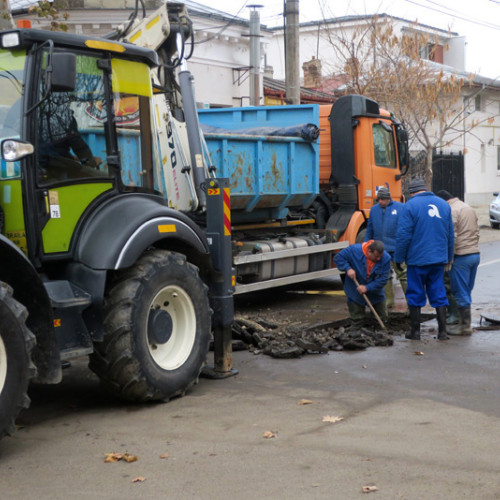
334, 243, 391, 306
364, 200, 404, 255
394, 191, 454, 266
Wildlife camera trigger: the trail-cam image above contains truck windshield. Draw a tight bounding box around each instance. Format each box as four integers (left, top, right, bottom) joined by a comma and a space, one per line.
372, 123, 397, 168
0, 49, 25, 139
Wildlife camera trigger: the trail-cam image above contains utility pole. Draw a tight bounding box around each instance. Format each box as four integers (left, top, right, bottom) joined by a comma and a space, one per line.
248, 5, 262, 106
0, 0, 15, 29
285, 0, 300, 104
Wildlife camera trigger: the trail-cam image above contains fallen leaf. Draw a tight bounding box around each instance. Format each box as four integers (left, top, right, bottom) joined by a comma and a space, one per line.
131, 477, 146, 483
414, 351, 424, 356
104, 451, 138, 463
298, 399, 313, 405
160, 454, 169, 459
122, 453, 138, 463
362, 485, 378, 493
104, 452, 123, 463
322, 415, 344, 424
263, 430, 277, 439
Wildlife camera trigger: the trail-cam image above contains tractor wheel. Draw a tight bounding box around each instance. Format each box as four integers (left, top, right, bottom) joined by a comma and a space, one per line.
89, 250, 211, 402
0, 282, 34, 439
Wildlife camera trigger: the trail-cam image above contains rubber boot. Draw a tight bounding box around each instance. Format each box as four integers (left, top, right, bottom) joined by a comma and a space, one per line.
384, 279, 394, 311
449, 307, 472, 335
444, 272, 459, 325
446, 294, 459, 325
348, 301, 366, 331
373, 300, 388, 328
436, 306, 449, 340
461, 306, 472, 335
405, 306, 421, 340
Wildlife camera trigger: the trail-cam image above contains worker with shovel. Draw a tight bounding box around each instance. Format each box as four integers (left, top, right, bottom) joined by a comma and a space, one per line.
334, 240, 391, 330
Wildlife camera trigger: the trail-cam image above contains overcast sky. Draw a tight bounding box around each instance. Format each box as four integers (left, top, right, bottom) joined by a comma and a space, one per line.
197, 0, 500, 80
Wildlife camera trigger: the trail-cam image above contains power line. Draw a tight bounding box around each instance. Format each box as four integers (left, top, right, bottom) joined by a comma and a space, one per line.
193, 0, 250, 45
404, 0, 500, 31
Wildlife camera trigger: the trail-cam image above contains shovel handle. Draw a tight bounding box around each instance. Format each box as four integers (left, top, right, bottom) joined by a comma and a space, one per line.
353, 277, 386, 330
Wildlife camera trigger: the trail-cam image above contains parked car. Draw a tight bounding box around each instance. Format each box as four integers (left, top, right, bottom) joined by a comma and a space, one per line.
490, 192, 500, 229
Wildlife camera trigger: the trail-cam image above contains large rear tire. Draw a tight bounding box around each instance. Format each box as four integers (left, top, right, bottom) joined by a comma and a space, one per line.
0, 282, 34, 440
89, 250, 211, 402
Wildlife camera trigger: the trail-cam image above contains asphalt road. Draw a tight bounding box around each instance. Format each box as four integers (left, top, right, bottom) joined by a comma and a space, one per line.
1, 227, 500, 499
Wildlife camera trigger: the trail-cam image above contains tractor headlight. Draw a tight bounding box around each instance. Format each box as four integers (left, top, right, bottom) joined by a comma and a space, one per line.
2, 139, 34, 161
1, 32, 21, 49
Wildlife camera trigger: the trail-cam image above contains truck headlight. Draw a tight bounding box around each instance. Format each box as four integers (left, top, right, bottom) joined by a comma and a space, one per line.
2, 139, 34, 161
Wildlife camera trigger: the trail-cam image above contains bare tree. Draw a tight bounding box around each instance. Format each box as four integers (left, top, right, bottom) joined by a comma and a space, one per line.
28, 0, 69, 31
319, 15, 495, 187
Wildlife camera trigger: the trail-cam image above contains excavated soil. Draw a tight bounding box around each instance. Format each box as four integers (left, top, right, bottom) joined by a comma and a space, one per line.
231, 311, 437, 358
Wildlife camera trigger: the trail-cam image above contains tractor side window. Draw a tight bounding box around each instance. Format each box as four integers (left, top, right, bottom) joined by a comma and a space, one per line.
0, 49, 25, 179
111, 59, 154, 190
37, 53, 110, 186
372, 123, 396, 168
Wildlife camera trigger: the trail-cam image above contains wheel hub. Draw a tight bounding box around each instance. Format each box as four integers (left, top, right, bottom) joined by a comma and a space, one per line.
148, 309, 173, 345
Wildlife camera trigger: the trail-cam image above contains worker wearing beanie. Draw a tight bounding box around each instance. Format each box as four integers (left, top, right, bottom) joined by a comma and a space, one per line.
365, 185, 407, 312
394, 178, 454, 341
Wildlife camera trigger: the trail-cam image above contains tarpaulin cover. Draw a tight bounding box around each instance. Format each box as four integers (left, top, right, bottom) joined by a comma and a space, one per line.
200, 122, 320, 142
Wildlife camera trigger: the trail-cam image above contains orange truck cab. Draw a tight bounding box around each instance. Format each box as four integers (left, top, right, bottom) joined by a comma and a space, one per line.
318, 95, 409, 243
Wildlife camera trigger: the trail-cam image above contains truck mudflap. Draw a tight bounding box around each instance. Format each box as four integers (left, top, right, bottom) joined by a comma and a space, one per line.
0, 235, 61, 384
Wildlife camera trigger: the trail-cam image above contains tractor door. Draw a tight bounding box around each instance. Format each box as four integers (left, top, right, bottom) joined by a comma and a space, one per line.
30, 50, 155, 257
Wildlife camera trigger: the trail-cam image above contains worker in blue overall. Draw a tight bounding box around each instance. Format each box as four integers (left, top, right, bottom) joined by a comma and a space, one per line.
334, 240, 391, 330
365, 186, 407, 311
394, 178, 454, 341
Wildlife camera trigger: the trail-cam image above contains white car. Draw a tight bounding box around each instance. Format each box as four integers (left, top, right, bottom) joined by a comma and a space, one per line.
490, 192, 500, 229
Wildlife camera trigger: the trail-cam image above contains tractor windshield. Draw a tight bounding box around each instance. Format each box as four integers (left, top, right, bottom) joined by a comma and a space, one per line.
0, 49, 25, 139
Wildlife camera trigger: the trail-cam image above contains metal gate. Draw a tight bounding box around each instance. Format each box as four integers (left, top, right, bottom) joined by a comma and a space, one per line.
432, 150, 464, 200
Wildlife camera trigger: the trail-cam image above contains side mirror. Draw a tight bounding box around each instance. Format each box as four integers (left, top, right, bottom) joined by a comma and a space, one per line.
51, 53, 76, 92
2, 139, 34, 161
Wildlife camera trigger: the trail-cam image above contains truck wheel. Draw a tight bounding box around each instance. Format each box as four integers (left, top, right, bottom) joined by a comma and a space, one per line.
0, 282, 34, 439
355, 228, 366, 243
90, 250, 211, 402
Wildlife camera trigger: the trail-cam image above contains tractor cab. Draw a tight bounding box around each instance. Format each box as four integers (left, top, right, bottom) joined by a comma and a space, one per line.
0, 29, 159, 261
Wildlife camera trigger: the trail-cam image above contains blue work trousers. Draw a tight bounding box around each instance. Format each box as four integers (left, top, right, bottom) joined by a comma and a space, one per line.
449, 253, 480, 307
406, 264, 448, 308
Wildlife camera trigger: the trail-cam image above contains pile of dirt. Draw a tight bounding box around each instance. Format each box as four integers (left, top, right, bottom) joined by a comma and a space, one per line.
231, 312, 418, 358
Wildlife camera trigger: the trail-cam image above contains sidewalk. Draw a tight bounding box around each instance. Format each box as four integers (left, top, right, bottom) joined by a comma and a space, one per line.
472, 203, 490, 228
472, 203, 500, 243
